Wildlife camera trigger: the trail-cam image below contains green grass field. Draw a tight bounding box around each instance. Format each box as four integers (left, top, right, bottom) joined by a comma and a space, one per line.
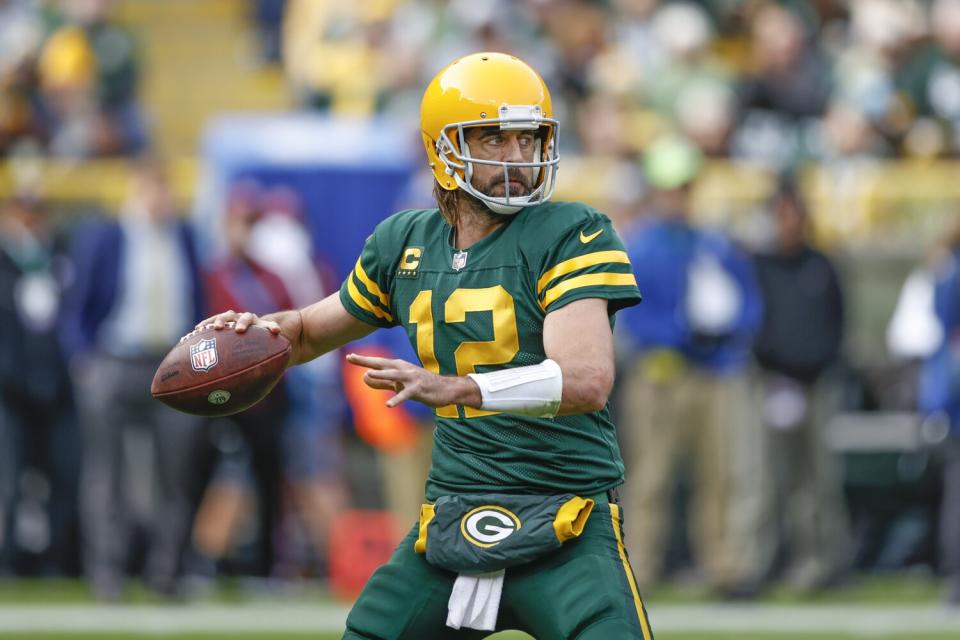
0, 572, 946, 604
0, 575, 957, 640
2, 634, 960, 640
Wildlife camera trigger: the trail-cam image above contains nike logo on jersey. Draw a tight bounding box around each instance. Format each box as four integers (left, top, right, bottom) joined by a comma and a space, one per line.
579, 228, 604, 244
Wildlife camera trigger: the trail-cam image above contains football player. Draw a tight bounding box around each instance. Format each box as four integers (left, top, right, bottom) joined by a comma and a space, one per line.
199, 52, 651, 639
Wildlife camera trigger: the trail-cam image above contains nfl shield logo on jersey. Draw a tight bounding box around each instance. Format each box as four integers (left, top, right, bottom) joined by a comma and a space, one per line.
190, 338, 219, 372
451, 250, 468, 271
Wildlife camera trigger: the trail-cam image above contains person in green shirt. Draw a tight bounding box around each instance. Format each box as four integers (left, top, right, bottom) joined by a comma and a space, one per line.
199, 52, 650, 639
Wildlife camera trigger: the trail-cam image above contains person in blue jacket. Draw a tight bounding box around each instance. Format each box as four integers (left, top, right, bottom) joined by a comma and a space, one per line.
618, 134, 765, 595
59, 158, 205, 600
919, 221, 960, 606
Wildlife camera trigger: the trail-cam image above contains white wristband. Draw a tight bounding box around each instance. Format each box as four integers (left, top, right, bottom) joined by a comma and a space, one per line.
467, 359, 563, 418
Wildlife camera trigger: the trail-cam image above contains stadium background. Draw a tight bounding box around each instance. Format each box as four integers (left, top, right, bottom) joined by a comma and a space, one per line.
1, 0, 960, 638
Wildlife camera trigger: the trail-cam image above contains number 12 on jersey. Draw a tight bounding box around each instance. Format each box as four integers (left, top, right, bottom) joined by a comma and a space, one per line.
409, 286, 520, 418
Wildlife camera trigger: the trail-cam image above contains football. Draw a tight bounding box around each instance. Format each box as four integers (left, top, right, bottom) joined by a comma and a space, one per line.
151, 323, 292, 417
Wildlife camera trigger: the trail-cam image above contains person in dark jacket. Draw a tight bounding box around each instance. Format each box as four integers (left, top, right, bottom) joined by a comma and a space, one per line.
0, 194, 79, 576
752, 179, 851, 591
59, 158, 205, 600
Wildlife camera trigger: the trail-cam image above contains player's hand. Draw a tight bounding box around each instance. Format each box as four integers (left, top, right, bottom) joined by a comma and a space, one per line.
194, 310, 282, 335
346, 353, 480, 408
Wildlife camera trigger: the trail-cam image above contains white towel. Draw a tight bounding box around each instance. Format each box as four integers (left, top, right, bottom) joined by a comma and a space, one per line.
446, 570, 505, 631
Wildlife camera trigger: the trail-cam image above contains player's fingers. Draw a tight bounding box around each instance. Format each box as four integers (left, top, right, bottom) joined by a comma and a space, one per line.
262, 319, 281, 334
345, 353, 392, 369
371, 357, 411, 369
365, 369, 407, 382
216, 311, 238, 329
210, 310, 236, 330
362, 375, 397, 391
387, 383, 417, 408
235, 312, 257, 332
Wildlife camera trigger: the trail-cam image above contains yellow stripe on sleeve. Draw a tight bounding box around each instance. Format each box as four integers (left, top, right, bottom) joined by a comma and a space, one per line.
354, 258, 391, 308
347, 272, 394, 322
414, 503, 435, 554
537, 250, 630, 294
610, 504, 654, 640
540, 272, 638, 309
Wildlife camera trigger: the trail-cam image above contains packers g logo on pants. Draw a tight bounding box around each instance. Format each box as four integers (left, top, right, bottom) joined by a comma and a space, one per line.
460, 505, 521, 548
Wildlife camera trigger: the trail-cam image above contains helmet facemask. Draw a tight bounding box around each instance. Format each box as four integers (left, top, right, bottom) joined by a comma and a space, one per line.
435, 104, 560, 215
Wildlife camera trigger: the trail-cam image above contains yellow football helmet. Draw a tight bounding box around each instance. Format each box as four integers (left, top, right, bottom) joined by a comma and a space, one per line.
420, 52, 560, 214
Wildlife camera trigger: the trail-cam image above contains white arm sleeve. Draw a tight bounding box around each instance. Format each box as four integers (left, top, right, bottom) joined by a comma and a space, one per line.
467, 359, 563, 418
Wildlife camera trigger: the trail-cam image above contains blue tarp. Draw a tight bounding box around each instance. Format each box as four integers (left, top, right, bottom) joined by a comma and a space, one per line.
196, 113, 421, 279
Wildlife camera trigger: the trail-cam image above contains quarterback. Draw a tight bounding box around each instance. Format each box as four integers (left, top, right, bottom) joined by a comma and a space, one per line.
200, 53, 651, 639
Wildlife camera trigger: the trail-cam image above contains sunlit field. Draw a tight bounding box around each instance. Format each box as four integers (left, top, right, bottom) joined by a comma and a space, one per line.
1, 575, 959, 640
2, 633, 960, 640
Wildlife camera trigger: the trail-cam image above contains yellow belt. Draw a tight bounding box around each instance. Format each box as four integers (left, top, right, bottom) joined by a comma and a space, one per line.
641, 348, 687, 383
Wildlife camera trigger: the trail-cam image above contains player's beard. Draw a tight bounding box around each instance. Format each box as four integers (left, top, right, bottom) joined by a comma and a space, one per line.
477, 167, 533, 200
467, 167, 533, 222
460, 190, 511, 225
433, 167, 533, 226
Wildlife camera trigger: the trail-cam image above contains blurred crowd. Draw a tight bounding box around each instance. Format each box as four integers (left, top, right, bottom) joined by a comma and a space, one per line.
1, 0, 960, 610
279, 0, 960, 168
0, 163, 354, 596
0, 0, 144, 159
9, 0, 960, 166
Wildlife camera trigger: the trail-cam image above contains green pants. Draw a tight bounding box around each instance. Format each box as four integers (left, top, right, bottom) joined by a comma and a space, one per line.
343, 503, 654, 640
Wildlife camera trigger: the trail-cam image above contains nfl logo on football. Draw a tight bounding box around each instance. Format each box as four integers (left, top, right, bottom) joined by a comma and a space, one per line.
190, 338, 219, 372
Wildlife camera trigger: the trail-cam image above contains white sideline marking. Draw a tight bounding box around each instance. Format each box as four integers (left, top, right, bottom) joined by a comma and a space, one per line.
0, 604, 959, 634
653, 605, 960, 634
0, 604, 351, 633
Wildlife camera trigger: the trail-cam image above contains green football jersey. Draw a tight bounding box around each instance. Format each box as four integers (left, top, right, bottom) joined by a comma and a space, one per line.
339, 200, 641, 500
